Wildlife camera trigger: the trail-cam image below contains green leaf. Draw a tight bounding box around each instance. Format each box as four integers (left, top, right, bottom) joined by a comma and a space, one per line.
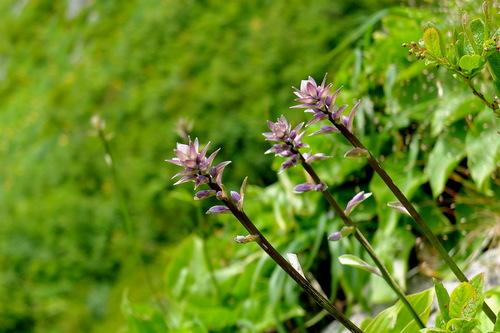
449, 282, 477, 319
455, 32, 466, 58
469, 273, 485, 316
364, 288, 434, 333
434, 279, 451, 323
338, 254, 382, 277
469, 18, 485, 54
425, 124, 467, 198
486, 51, 500, 95
494, 310, 500, 331
446, 317, 480, 332
465, 110, 500, 194
420, 329, 447, 333
424, 27, 445, 58
459, 54, 486, 73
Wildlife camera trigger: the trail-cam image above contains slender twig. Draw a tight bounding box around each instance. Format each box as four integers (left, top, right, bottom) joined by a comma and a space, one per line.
329, 117, 497, 323
464, 77, 499, 113
298, 153, 426, 329
207, 181, 364, 333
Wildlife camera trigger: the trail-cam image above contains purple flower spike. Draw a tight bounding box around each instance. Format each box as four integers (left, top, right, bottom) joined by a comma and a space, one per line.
344, 191, 372, 216
206, 205, 231, 214
167, 137, 231, 189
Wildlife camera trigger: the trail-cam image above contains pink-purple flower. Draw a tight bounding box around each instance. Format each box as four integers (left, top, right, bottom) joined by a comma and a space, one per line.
292, 74, 361, 134
166, 137, 231, 189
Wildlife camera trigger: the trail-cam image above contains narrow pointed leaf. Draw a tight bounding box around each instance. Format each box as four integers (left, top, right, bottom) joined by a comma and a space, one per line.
338, 254, 381, 277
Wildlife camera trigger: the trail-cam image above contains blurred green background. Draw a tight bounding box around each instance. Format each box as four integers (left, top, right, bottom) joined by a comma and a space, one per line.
1, 0, 499, 332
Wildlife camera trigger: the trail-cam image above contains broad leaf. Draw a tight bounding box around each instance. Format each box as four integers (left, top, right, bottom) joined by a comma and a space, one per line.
364, 288, 434, 333
446, 317, 480, 332
459, 54, 485, 73
449, 282, 477, 319
424, 27, 445, 58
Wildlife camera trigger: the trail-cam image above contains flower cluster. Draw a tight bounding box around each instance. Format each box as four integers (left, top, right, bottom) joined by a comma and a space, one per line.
263, 115, 331, 173
291, 74, 360, 134
166, 137, 230, 189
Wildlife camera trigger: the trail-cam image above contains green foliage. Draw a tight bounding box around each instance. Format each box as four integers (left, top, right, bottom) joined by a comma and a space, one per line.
362, 288, 434, 333
1, 0, 499, 332
421, 274, 499, 333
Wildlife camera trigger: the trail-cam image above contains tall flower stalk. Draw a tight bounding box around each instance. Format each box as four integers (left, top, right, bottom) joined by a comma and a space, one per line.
166, 138, 364, 333
264, 115, 425, 328
290, 74, 497, 324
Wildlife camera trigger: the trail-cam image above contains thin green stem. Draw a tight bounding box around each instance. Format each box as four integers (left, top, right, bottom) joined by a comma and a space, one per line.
299, 155, 425, 329
96, 128, 167, 314
208, 182, 364, 333
330, 118, 497, 324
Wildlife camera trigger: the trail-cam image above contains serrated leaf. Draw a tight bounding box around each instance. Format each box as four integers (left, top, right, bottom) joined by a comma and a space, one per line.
424, 27, 445, 58
469, 273, 485, 317
449, 282, 477, 319
459, 54, 486, 72
446, 317, 480, 332
434, 279, 451, 323
338, 254, 382, 277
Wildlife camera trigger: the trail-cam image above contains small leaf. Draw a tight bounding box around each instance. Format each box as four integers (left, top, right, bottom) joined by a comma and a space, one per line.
434, 279, 451, 323
449, 282, 477, 319
344, 147, 369, 158
469, 18, 485, 54
387, 201, 411, 216
424, 27, 445, 59
459, 54, 486, 73
446, 317, 480, 332
338, 254, 381, 277
469, 273, 484, 316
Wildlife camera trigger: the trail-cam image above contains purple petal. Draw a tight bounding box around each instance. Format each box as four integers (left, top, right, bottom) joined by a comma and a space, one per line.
172, 168, 197, 179
194, 190, 216, 200
205, 148, 221, 169
331, 104, 348, 120
345, 191, 372, 216
165, 158, 184, 166
344, 99, 361, 131
230, 191, 241, 202
304, 152, 332, 163
173, 174, 197, 185
194, 175, 209, 189
328, 231, 342, 242
327, 86, 343, 110
306, 112, 328, 127
206, 205, 231, 214
308, 125, 339, 136
293, 182, 316, 193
